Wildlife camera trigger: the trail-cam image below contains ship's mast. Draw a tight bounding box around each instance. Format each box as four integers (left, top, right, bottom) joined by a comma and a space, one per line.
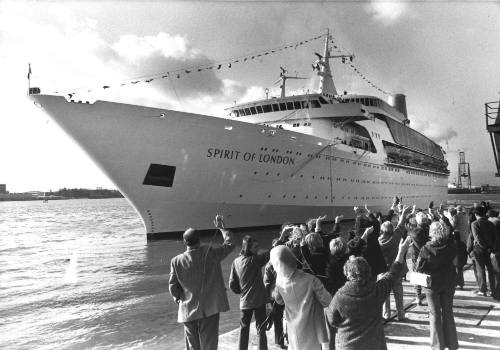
314, 29, 354, 98
274, 67, 307, 98
318, 30, 337, 97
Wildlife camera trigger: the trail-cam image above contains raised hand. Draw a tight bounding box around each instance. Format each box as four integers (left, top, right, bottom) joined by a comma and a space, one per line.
402, 205, 411, 215
317, 214, 327, 222
213, 214, 225, 229
398, 236, 411, 252
334, 215, 344, 224
411, 204, 416, 215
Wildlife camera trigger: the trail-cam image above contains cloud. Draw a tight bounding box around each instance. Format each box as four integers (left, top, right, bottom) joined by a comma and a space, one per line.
410, 116, 458, 144
366, 0, 408, 25
112, 32, 199, 61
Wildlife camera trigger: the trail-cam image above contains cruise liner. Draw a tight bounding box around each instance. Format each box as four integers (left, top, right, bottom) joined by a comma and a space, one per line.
29, 32, 449, 238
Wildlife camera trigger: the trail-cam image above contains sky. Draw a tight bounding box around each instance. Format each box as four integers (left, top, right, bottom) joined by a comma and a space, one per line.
1, 0, 500, 192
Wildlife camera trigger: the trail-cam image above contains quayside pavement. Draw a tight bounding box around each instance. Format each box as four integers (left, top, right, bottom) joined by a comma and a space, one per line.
219, 267, 500, 350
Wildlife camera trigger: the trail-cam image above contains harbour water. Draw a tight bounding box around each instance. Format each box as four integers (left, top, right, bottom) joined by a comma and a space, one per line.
1, 195, 499, 349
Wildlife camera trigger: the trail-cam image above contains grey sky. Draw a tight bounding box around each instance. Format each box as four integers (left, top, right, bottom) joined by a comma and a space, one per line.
1, 1, 499, 191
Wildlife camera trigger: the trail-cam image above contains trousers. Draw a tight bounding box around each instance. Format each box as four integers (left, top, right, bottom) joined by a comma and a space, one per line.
271, 303, 285, 346
425, 287, 458, 350
239, 305, 268, 350
473, 250, 496, 293
383, 275, 405, 320
184, 312, 220, 350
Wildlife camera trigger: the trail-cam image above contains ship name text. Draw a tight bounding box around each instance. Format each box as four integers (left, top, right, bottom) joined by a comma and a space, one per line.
206, 148, 295, 165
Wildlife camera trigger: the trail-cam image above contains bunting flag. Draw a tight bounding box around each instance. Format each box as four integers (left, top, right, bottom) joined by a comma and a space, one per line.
58, 33, 325, 97
329, 36, 390, 95
57, 31, 389, 98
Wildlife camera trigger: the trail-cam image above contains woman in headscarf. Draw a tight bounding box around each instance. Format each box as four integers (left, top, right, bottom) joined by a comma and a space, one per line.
270, 245, 332, 350
416, 220, 458, 350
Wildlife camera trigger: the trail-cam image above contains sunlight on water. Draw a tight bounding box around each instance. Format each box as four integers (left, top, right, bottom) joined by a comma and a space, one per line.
2, 195, 498, 349
63, 252, 78, 284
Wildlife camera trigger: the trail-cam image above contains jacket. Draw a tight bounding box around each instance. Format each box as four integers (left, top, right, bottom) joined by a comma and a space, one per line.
364, 214, 388, 276
407, 224, 429, 264
379, 224, 408, 275
169, 240, 235, 323
326, 253, 348, 295
453, 212, 470, 243
326, 262, 403, 350
229, 251, 270, 309
416, 237, 457, 291
469, 217, 496, 254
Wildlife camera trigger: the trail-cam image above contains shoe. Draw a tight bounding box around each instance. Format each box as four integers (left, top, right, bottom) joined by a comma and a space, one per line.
474, 290, 487, 297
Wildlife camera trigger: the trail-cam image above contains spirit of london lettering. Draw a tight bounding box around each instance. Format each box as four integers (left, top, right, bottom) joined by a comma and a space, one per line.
206, 148, 295, 166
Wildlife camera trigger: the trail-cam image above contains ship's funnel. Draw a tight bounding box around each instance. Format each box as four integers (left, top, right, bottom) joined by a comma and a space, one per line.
389, 94, 408, 119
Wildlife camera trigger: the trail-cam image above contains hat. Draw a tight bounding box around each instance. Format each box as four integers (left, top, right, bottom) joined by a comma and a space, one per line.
183, 228, 200, 246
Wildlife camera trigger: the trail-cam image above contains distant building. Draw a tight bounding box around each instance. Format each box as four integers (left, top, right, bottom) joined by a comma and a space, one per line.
0, 184, 6, 194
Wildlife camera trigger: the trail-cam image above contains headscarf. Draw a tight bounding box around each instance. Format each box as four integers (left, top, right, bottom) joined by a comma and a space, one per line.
270, 245, 297, 288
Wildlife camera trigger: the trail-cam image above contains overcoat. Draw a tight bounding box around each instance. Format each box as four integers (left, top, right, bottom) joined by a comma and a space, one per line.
274, 269, 332, 350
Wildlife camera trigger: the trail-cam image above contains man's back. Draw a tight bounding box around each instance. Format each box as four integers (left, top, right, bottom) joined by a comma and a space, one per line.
454, 212, 470, 242
471, 218, 496, 252
170, 242, 234, 323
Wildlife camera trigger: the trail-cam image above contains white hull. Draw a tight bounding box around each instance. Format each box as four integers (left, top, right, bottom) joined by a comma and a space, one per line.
32, 95, 448, 237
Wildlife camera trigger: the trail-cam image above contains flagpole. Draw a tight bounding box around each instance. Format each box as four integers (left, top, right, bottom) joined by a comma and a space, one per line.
27, 63, 31, 95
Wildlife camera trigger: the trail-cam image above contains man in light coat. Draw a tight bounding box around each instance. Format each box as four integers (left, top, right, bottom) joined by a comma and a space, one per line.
169, 215, 234, 350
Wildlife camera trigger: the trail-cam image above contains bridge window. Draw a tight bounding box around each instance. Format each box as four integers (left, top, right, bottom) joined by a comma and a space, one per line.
272, 103, 280, 112
279, 102, 286, 110
239, 109, 246, 116
250, 107, 257, 114
263, 104, 272, 113
286, 101, 294, 110
244, 108, 251, 115
256, 105, 263, 114
294, 101, 301, 109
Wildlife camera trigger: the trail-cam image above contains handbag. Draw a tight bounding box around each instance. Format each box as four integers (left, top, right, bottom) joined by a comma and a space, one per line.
409, 271, 432, 288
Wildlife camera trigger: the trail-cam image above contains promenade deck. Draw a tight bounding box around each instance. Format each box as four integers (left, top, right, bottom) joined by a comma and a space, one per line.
219, 267, 500, 350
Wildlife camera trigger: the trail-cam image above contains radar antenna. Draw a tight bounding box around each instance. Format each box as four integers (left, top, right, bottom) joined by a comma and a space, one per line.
273, 66, 307, 98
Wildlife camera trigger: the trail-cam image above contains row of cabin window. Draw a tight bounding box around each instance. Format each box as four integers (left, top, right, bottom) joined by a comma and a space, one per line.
340, 97, 382, 107
234, 99, 323, 117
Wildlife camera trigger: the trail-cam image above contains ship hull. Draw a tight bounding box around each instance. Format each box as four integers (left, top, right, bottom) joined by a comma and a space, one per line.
31, 95, 448, 237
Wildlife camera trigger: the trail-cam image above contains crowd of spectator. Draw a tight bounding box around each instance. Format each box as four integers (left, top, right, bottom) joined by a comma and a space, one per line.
169, 199, 500, 350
